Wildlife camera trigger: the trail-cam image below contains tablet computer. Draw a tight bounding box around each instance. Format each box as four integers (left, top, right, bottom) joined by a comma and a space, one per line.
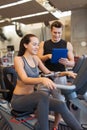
51, 48, 68, 63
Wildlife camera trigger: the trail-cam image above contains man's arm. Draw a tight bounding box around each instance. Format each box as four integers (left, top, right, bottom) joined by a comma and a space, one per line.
59, 42, 75, 68
37, 41, 52, 62
67, 42, 75, 67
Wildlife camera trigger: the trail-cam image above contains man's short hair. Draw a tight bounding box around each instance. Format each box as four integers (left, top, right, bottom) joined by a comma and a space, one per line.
51, 21, 63, 30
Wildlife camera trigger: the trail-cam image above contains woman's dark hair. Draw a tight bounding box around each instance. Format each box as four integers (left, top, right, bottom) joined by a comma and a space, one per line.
51, 21, 63, 30
18, 34, 36, 56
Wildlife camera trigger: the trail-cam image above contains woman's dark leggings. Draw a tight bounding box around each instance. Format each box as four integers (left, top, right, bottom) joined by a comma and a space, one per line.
11, 91, 83, 130
49, 98, 83, 130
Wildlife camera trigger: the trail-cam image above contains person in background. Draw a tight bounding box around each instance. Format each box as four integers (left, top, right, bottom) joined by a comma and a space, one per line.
37, 20, 75, 130
11, 34, 83, 130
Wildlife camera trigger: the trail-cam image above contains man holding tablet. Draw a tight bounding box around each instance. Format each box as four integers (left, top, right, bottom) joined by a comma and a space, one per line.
37, 20, 75, 130
38, 20, 75, 71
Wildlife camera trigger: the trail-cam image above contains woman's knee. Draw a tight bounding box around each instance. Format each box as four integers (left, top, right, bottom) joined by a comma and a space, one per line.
50, 98, 66, 112
37, 91, 49, 102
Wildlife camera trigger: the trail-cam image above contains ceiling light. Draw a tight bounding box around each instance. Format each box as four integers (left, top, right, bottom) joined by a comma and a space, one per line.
80, 41, 87, 47
11, 11, 49, 21
0, 0, 32, 9
0, 18, 11, 23
52, 10, 71, 18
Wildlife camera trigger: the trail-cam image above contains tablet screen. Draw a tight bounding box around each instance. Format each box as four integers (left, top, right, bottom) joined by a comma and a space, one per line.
51, 48, 68, 63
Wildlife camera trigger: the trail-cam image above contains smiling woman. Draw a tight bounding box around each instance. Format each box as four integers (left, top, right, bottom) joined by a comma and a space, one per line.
10, 33, 83, 130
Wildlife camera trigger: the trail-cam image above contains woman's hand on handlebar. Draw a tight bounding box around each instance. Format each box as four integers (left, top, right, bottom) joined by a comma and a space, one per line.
41, 77, 56, 90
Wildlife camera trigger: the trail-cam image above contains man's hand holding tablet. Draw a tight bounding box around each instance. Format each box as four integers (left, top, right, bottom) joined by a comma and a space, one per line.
51, 48, 68, 64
